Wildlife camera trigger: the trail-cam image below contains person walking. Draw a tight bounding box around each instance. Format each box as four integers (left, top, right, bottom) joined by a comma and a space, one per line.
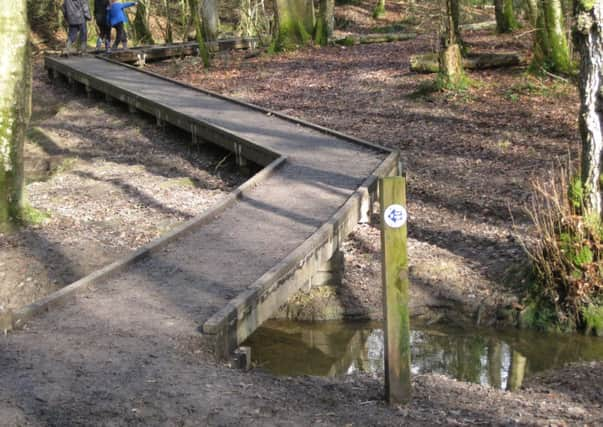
62, 0, 92, 55
94, 0, 111, 51
107, 0, 137, 50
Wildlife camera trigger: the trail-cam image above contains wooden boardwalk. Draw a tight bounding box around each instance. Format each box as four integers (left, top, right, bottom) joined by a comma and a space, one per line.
17, 55, 397, 358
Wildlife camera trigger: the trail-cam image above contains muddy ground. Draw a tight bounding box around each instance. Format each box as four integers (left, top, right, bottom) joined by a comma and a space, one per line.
2, 1, 602, 425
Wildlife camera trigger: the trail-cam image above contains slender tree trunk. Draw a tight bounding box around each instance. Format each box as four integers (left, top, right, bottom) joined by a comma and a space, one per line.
373, 0, 385, 18
576, 0, 603, 215
495, 0, 518, 32
189, 0, 210, 66
273, 0, 314, 50
134, 0, 154, 44
314, 0, 334, 45
201, 0, 219, 41
439, 0, 464, 87
163, 0, 173, 43
532, 0, 571, 73
525, 0, 538, 27
0, 0, 30, 229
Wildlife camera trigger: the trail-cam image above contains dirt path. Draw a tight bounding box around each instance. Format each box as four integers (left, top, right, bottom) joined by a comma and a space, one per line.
0, 61, 245, 313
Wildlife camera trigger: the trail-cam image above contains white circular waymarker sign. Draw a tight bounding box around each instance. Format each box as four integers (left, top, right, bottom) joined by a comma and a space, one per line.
383, 204, 407, 229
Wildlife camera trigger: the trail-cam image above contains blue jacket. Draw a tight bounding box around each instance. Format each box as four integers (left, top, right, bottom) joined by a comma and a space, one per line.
107, 2, 136, 27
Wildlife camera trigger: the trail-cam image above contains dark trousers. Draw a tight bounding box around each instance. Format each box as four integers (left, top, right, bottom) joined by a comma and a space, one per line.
95, 18, 110, 40
112, 22, 127, 47
67, 23, 87, 45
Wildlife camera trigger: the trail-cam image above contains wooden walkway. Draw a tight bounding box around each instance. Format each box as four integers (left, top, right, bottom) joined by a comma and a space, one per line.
17, 55, 397, 358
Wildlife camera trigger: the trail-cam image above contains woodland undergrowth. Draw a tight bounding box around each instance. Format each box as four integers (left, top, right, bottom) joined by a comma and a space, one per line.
520, 167, 603, 335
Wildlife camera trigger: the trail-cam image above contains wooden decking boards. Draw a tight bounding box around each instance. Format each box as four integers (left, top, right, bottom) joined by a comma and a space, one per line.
24, 54, 398, 357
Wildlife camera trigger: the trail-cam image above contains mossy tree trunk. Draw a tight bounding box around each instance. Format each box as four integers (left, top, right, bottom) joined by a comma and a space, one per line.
201, 0, 219, 41
525, 0, 539, 26
314, 0, 334, 45
134, 0, 154, 44
532, 0, 571, 73
189, 0, 210, 66
273, 0, 314, 51
576, 0, 603, 215
439, 0, 465, 87
373, 0, 385, 18
494, 0, 518, 32
0, 0, 31, 230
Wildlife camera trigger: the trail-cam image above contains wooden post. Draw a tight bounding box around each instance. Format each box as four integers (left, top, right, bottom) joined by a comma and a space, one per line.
379, 176, 411, 404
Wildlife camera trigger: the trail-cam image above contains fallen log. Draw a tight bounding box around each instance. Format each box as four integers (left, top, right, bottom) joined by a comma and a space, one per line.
459, 20, 497, 31
333, 32, 417, 46
409, 51, 526, 73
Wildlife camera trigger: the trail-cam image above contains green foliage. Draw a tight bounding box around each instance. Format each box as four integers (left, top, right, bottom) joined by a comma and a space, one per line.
521, 168, 603, 333
582, 304, 603, 336
503, 76, 573, 101
568, 175, 584, 210
578, 0, 596, 10
19, 205, 51, 226
519, 300, 566, 332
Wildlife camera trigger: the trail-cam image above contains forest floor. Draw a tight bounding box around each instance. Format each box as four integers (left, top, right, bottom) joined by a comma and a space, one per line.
2, 0, 602, 425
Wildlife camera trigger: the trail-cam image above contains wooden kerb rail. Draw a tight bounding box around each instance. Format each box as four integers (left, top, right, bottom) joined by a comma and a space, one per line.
24, 53, 402, 360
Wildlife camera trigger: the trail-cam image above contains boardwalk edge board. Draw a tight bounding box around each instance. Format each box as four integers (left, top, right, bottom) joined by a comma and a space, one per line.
12, 155, 287, 330
203, 151, 399, 359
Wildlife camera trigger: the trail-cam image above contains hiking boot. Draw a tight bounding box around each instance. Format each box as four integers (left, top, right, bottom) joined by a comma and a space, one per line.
62, 40, 73, 56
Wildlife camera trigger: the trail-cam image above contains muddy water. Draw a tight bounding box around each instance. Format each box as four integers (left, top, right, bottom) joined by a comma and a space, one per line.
244, 320, 603, 390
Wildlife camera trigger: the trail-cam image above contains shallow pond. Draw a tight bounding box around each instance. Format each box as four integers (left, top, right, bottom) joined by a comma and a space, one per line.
244, 320, 603, 390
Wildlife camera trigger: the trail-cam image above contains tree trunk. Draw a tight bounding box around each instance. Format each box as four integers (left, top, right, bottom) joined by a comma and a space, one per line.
532, 0, 571, 73
576, 0, 603, 215
201, 0, 219, 41
0, 0, 30, 229
373, 0, 385, 18
134, 0, 154, 44
495, 0, 518, 32
163, 0, 173, 43
273, 0, 314, 51
189, 0, 210, 66
314, 0, 334, 45
439, 0, 465, 87
525, 0, 538, 27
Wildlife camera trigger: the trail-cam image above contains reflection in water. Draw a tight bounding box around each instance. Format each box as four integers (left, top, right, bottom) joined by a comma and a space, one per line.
244, 320, 603, 390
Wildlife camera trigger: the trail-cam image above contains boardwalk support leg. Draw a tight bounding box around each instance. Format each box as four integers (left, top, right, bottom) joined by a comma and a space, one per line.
311, 250, 344, 288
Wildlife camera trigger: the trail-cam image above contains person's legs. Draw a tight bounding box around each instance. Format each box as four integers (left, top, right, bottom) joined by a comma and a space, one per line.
78, 22, 88, 53
103, 24, 111, 50
95, 19, 104, 49
65, 25, 79, 53
121, 26, 128, 49
113, 23, 123, 48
